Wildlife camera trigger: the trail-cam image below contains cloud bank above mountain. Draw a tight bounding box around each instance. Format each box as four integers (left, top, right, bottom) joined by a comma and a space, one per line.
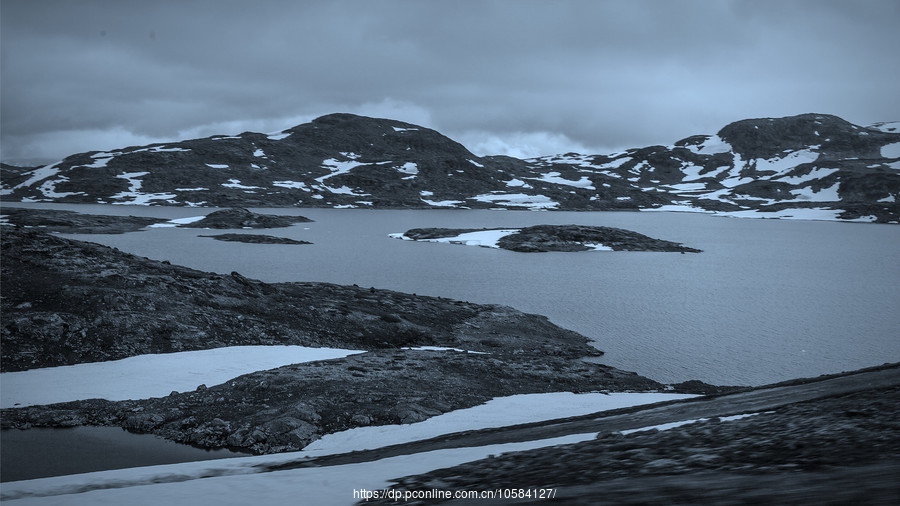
1, 0, 898, 161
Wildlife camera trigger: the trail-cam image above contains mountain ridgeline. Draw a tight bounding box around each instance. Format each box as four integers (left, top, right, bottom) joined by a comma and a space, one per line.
2, 113, 898, 222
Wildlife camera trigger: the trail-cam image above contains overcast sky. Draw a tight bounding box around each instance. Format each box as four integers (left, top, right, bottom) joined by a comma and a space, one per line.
2, 0, 898, 162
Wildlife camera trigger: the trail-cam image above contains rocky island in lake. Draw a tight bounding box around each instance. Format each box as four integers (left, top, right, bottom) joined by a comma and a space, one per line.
391, 224, 702, 253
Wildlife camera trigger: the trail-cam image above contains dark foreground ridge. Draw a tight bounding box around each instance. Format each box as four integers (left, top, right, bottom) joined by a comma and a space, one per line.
401, 225, 701, 253
1, 228, 729, 454
355, 364, 900, 505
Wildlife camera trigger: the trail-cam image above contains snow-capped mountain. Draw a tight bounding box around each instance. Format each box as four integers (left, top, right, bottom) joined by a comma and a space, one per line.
2, 113, 898, 222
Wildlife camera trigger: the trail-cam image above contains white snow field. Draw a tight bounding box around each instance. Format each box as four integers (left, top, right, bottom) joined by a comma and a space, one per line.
389, 229, 520, 248
302, 392, 698, 455
0, 346, 365, 408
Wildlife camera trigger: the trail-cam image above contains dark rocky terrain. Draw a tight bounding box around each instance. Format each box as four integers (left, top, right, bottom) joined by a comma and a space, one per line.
2, 113, 897, 222
0, 208, 167, 233
1, 350, 676, 454
179, 207, 311, 228
367, 372, 900, 505
0, 228, 727, 454
0, 227, 597, 372
399, 225, 701, 253
198, 233, 311, 244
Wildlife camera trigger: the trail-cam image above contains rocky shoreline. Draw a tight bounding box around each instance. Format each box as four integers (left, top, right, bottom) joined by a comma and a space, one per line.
1, 226, 729, 454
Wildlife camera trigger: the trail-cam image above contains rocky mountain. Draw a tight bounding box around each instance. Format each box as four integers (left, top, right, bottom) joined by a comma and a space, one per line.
2, 113, 898, 222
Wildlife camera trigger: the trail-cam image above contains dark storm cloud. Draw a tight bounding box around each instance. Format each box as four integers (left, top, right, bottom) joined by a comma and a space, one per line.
2, 0, 898, 161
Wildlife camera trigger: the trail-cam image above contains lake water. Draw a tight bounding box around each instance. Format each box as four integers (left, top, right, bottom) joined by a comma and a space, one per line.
0, 426, 244, 482
5, 203, 898, 386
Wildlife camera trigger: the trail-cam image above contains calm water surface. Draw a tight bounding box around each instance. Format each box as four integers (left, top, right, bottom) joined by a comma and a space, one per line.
0, 426, 244, 482
7, 203, 897, 386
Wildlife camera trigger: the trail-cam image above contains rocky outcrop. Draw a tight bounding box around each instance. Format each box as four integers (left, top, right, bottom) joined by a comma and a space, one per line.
399, 225, 702, 253
180, 207, 311, 228
0, 208, 166, 233
198, 233, 311, 244
1, 349, 666, 454
2, 113, 897, 222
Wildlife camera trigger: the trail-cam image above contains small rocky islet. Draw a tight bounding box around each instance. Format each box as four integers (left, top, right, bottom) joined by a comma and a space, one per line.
198, 233, 311, 244
396, 224, 702, 253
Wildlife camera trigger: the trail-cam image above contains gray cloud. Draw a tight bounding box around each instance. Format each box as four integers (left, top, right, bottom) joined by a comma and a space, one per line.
2, 0, 898, 162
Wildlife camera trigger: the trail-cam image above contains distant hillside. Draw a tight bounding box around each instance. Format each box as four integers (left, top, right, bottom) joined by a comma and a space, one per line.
2, 113, 898, 222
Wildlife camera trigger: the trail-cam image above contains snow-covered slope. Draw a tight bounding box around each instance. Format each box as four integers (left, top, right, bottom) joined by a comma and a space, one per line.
2, 113, 898, 222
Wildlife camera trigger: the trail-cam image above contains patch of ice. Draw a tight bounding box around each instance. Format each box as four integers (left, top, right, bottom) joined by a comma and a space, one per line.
529, 172, 594, 189
882, 142, 900, 159
327, 185, 370, 196
272, 181, 310, 191
752, 149, 819, 176
421, 198, 464, 207
37, 176, 85, 198
222, 179, 262, 190
620, 411, 766, 435
397, 162, 418, 175
306, 392, 698, 455
402, 346, 488, 354
253, 148, 265, 158
392, 126, 418, 132
583, 243, 614, 251
788, 182, 841, 201
683, 135, 733, 155
0, 346, 365, 408
108, 172, 177, 205
599, 156, 632, 170
868, 121, 900, 133
267, 132, 291, 141
205, 164, 229, 169
400, 229, 521, 249
317, 158, 363, 185
504, 178, 532, 188
10, 162, 62, 190
468, 159, 484, 168
775, 167, 840, 185
147, 215, 206, 228
174, 187, 208, 192
878, 195, 896, 203
470, 193, 559, 209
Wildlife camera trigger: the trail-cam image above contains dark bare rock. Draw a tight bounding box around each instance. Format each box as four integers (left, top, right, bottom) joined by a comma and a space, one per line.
180, 207, 311, 229
400, 225, 702, 253
0, 228, 600, 373
368, 384, 900, 505
198, 233, 311, 244
0, 208, 166, 234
